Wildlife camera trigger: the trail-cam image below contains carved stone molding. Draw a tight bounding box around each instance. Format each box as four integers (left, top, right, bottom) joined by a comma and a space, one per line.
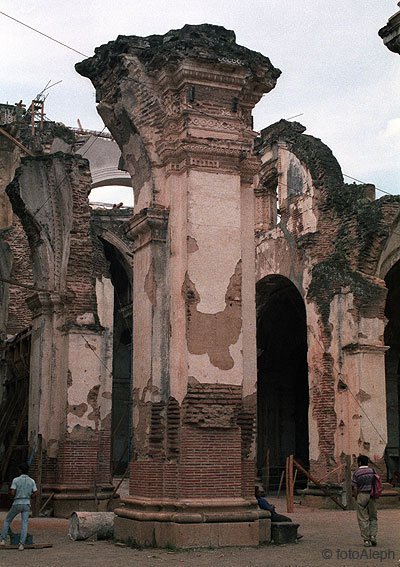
26, 291, 64, 318
158, 138, 255, 175
124, 206, 169, 252
342, 343, 390, 355
239, 155, 261, 185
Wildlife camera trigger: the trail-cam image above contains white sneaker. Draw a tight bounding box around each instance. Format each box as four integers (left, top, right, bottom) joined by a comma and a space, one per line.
0, 540, 5, 546
18, 544, 24, 551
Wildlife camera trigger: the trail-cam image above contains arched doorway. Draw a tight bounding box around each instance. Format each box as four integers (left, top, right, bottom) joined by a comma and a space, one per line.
101, 240, 133, 474
256, 274, 309, 488
384, 259, 400, 483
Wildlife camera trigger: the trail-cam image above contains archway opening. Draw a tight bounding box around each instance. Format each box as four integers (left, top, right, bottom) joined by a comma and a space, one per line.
102, 240, 133, 475
89, 185, 134, 208
256, 274, 309, 489
384, 259, 400, 484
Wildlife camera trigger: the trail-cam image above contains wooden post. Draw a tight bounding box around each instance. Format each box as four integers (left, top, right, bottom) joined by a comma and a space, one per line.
39, 100, 45, 129
266, 449, 270, 496
345, 455, 353, 510
277, 469, 285, 499
111, 404, 130, 442
285, 456, 289, 512
0, 126, 35, 156
39, 492, 55, 515
110, 405, 130, 476
106, 459, 131, 510
112, 440, 130, 476
93, 467, 99, 512
31, 101, 35, 136
32, 434, 42, 517
293, 458, 346, 510
1, 397, 28, 481
288, 454, 294, 512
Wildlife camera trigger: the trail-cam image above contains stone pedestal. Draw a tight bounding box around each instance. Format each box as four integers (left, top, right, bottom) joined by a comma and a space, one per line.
271, 522, 299, 545
76, 24, 281, 547
114, 498, 270, 548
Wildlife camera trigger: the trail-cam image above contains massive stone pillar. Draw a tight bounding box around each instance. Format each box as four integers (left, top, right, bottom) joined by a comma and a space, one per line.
77, 24, 280, 547
6, 153, 114, 515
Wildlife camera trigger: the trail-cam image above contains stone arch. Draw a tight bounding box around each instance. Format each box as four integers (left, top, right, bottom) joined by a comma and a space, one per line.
377, 214, 400, 281
377, 221, 400, 483
77, 135, 132, 189
256, 273, 309, 487
99, 234, 133, 473
384, 258, 400, 482
373, 215, 400, 483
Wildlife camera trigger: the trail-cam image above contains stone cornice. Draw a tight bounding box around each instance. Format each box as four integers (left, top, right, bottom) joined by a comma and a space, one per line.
124, 206, 169, 251
156, 60, 250, 91
342, 343, 390, 355
26, 291, 64, 317
157, 137, 256, 174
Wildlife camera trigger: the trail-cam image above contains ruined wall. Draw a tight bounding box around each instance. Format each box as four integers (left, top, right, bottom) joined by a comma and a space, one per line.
255, 120, 400, 478
6, 152, 114, 489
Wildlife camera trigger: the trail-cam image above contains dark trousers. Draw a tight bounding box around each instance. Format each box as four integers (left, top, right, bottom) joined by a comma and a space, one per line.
271, 511, 292, 522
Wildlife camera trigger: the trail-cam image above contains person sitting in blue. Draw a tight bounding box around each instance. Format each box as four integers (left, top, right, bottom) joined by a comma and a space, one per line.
255, 486, 293, 522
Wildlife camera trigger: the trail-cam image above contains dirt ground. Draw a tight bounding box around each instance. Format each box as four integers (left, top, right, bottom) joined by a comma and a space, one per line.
0, 497, 399, 567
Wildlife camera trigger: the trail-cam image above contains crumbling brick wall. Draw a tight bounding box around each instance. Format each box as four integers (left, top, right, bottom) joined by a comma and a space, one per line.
1, 216, 33, 336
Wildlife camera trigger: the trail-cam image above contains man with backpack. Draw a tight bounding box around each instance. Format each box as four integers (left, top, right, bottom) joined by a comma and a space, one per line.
351, 455, 380, 547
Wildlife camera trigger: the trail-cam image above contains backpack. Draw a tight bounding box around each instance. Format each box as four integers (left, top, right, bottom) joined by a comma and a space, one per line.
371, 472, 383, 499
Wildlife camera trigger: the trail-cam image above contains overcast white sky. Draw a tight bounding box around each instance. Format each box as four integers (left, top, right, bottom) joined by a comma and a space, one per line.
1, 1, 399, 205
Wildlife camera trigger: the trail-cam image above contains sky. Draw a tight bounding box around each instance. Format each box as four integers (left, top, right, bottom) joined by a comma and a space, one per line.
1, 1, 399, 206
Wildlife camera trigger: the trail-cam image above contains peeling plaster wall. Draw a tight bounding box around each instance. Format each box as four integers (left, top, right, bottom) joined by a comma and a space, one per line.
66, 331, 112, 433
329, 293, 387, 461
280, 150, 317, 234
66, 277, 113, 434
169, 171, 189, 405
185, 170, 243, 384
187, 171, 241, 313
133, 243, 156, 410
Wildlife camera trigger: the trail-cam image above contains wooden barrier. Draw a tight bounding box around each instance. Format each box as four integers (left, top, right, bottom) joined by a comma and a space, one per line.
293, 459, 346, 510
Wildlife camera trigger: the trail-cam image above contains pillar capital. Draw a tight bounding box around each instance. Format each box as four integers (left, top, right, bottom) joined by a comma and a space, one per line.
26, 291, 64, 317
76, 24, 281, 206
124, 206, 169, 251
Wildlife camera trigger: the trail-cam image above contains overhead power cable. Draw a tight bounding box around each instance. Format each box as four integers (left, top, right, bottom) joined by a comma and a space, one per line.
343, 173, 393, 197
0, 11, 89, 58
